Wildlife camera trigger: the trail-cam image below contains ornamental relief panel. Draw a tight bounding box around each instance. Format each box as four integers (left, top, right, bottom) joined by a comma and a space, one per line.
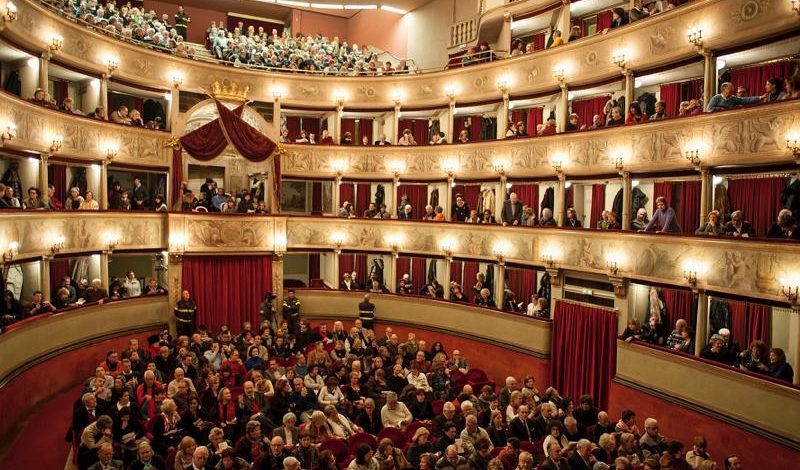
186, 219, 274, 250
6, 0, 797, 108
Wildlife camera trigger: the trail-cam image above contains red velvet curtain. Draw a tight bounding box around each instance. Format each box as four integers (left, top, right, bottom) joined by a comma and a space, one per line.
596, 10, 613, 31
181, 255, 272, 331
566, 186, 574, 210
356, 183, 372, 215
311, 182, 323, 215
180, 106, 243, 160
397, 184, 428, 219
462, 261, 480, 301
396, 257, 411, 285
339, 254, 368, 284
308, 254, 320, 282
551, 300, 617, 409
727, 177, 787, 238
590, 184, 605, 229
730, 61, 796, 97
571, 96, 609, 128
451, 184, 482, 213
662, 289, 695, 329
171, 148, 184, 210
451, 261, 464, 288
301, 117, 321, 139
730, 300, 771, 348
682, 79, 703, 102
654, 182, 673, 206
340, 118, 356, 144
678, 181, 701, 235
532, 33, 546, 51
412, 258, 427, 287
48, 163, 67, 202
659, 83, 682, 117
509, 184, 539, 215
339, 182, 355, 208
510, 110, 525, 127
50, 259, 70, 298
524, 108, 543, 137
286, 116, 301, 141
359, 119, 374, 144
398, 119, 429, 145
506, 267, 537, 307
215, 101, 276, 161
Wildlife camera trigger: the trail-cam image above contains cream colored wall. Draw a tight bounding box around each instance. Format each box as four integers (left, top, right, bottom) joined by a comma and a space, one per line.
319, 252, 336, 288
407, 0, 455, 70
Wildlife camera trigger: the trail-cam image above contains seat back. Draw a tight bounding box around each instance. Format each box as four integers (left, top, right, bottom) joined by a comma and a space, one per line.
348, 432, 379, 455
319, 438, 350, 463
377, 427, 407, 448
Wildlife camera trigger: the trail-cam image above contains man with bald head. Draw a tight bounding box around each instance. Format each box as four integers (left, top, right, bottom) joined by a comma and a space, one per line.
592, 412, 614, 443
87, 442, 123, 469
502, 192, 524, 226
191, 446, 212, 469
567, 439, 595, 470
435, 444, 467, 470
167, 367, 196, 397
258, 436, 290, 470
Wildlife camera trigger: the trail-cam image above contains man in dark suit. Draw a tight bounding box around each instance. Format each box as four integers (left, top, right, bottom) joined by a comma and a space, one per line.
501, 192, 524, 226
72, 392, 99, 437
131, 176, 147, 210
541, 442, 570, 470
508, 405, 537, 442
258, 436, 291, 470
567, 439, 594, 470
533, 402, 556, 439
374, 133, 392, 145
88, 443, 124, 470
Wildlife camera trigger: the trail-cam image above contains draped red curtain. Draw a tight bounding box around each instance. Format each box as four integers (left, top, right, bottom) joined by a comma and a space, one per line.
571, 96, 609, 128
451, 184, 481, 213
171, 148, 184, 210
730, 300, 771, 348
510, 110, 525, 127
180, 104, 244, 160
286, 116, 301, 141
396, 257, 411, 285
398, 119, 429, 145
682, 78, 703, 102
659, 83, 682, 117
551, 300, 617, 409
339, 254, 368, 284
509, 184, 539, 215
358, 119, 374, 144
311, 182, 323, 215
727, 177, 787, 238
301, 117, 322, 139
506, 268, 537, 307
340, 118, 356, 144
463, 261, 480, 302
451, 261, 464, 288
678, 181, 701, 235
654, 182, 673, 206
527, 108, 543, 136
596, 10, 613, 31
532, 33, 546, 51
412, 258, 428, 287
308, 254, 320, 283
590, 184, 606, 228
48, 163, 67, 202
215, 101, 276, 161
662, 289, 695, 330
49, 259, 70, 298
339, 183, 355, 208
181, 255, 272, 331
730, 61, 796, 97
356, 183, 372, 214
397, 184, 428, 219
565, 186, 574, 211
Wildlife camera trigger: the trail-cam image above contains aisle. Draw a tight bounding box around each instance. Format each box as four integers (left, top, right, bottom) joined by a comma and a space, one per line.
0, 385, 81, 469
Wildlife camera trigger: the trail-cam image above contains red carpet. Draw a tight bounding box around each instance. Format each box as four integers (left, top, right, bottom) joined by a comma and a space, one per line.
0, 384, 80, 469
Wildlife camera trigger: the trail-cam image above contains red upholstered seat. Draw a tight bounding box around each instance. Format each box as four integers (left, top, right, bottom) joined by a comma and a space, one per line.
404, 421, 431, 442
377, 427, 407, 448
165, 448, 177, 470
348, 432, 378, 454
466, 368, 488, 382
319, 438, 350, 464
432, 400, 445, 416
490, 447, 503, 457
519, 440, 539, 456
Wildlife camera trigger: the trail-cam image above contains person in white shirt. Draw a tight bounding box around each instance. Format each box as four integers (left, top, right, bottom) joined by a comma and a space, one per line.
407, 366, 432, 392
122, 271, 141, 297
380, 392, 413, 429
460, 414, 493, 454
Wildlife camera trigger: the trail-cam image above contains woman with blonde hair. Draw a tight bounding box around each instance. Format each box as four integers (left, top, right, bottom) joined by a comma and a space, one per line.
174, 436, 197, 469
80, 191, 99, 210
406, 427, 434, 467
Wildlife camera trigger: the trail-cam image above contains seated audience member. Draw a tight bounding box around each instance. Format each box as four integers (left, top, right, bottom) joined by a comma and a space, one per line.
81, 279, 109, 303
723, 210, 755, 237
79, 191, 100, 210
475, 288, 494, 307
626, 102, 648, 124
766, 209, 799, 239
24, 290, 56, 317
563, 208, 581, 227
481, 209, 497, 224
606, 107, 625, 127
461, 414, 492, 455
319, 129, 334, 145
374, 134, 392, 146
597, 210, 620, 230
565, 114, 580, 131
588, 114, 605, 130
110, 106, 132, 125
549, 30, 564, 48
685, 436, 712, 469
540, 208, 557, 226
761, 77, 787, 103
621, 319, 644, 342
398, 129, 417, 146
766, 347, 794, 383
506, 122, 518, 137
541, 441, 569, 470
29, 88, 55, 108
631, 208, 649, 231
457, 130, 470, 144
706, 82, 760, 112
521, 207, 538, 226
640, 197, 681, 233
700, 335, 728, 363
431, 131, 447, 144
639, 418, 667, 459
695, 210, 724, 235
516, 121, 528, 137
539, 114, 557, 135
650, 101, 667, 120
381, 391, 412, 429
737, 340, 768, 374
22, 187, 47, 210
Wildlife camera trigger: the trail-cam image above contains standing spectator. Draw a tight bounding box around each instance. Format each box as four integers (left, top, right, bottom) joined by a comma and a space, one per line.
640, 197, 681, 233
501, 193, 524, 226
283, 289, 301, 335
174, 5, 191, 40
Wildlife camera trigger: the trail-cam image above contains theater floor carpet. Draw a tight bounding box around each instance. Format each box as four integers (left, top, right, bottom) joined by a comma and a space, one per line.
0, 385, 80, 470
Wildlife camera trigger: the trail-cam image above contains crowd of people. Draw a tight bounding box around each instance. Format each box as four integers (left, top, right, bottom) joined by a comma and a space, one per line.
66, 303, 750, 470
27, 87, 167, 129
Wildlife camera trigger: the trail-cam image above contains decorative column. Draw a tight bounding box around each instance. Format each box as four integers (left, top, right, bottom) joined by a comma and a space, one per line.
334, 102, 344, 142
553, 174, 566, 226
699, 169, 712, 228
391, 104, 400, 145
38, 53, 49, 92
39, 154, 49, 204
99, 160, 109, 209
386, 255, 397, 293
273, 96, 282, 136
702, 50, 716, 107
167, 89, 179, 132
494, 262, 505, 309
100, 251, 110, 293
621, 171, 632, 230
624, 71, 634, 121
444, 176, 454, 220
496, 92, 509, 140
694, 291, 709, 357
440, 258, 451, 295
18, 57, 39, 100
40, 256, 51, 301
557, 1, 571, 43
610, 275, 629, 334
273, 255, 285, 325
100, 74, 109, 117
557, 84, 569, 133
167, 253, 184, 334
447, 99, 455, 143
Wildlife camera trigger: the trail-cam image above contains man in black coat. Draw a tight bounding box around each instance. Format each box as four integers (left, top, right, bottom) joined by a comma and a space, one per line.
508, 405, 537, 442
258, 436, 291, 470
501, 192, 524, 226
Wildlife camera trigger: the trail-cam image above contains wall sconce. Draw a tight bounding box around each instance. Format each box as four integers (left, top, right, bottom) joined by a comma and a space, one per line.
2, 240, 19, 263
50, 135, 63, 153
386, 233, 402, 258
1, 1, 17, 27
688, 28, 703, 47
169, 232, 187, 252
611, 156, 624, 172
442, 159, 457, 179
444, 85, 457, 100
492, 241, 510, 265
273, 233, 287, 256
106, 58, 119, 75
496, 75, 509, 93
606, 252, 622, 275
49, 234, 65, 256
682, 260, 704, 286
334, 93, 346, 106
612, 52, 626, 69
102, 142, 118, 161
390, 91, 402, 106
49, 35, 63, 53
552, 67, 566, 83
171, 73, 184, 88
331, 232, 346, 254
102, 230, 121, 252
271, 87, 284, 100
492, 161, 506, 176
541, 246, 559, 268
550, 155, 564, 174
780, 276, 799, 308
331, 159, 347, 182
1, 121, 16, 143
440, 239, 454, 260
684, 149, 701, 166
787, 134, 800, 158
389, 161, 405, 180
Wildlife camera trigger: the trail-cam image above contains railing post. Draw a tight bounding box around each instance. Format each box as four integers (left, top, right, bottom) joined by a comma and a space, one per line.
703, 50, 716, 108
